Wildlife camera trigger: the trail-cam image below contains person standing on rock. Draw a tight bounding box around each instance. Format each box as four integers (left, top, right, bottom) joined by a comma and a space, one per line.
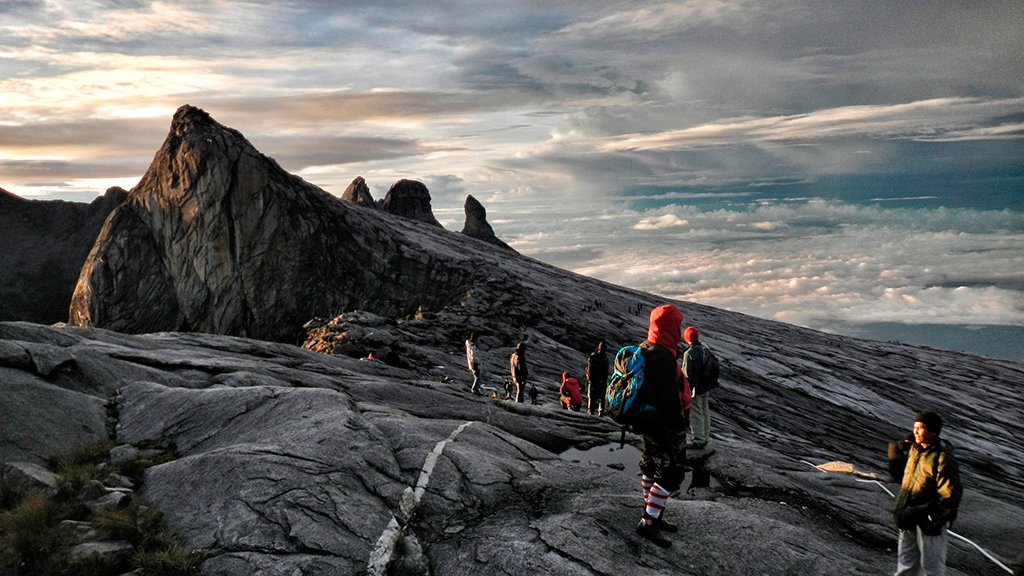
585, 340, 609, 416
682, 326, 717, 449
892, 411, 963, 576
510, 341, 529, 403
465, 332, 483, 395
633, 304, 690, 548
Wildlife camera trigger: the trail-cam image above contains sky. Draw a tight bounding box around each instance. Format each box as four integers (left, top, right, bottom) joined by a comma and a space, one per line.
1, 1, 1022, 359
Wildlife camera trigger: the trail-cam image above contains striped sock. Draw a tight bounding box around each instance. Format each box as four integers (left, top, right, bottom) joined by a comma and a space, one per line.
641, 475, 654, 503
645, 483, 670, 519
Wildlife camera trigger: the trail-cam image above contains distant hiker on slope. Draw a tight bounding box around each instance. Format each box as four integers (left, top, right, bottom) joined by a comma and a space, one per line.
681, 326, 719, 449
510, 341, 529, 403
559, 372, 583, 411
634, 304, 690, 548
892, 411, 963, 576
585, 340, 609, 416
465, 332, 484, 396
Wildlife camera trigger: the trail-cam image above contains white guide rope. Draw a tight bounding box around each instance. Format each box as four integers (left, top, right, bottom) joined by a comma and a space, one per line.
799, 460, 1012, 574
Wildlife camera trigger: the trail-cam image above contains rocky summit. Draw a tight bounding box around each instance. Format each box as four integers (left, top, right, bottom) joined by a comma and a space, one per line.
2, 105, 1022, 575
68, 106, 510, 344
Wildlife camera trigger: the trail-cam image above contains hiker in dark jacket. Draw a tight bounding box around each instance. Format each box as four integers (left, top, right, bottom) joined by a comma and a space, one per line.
892, 411, 962, 576
633, 304, 691, 548
510, 341, 528, 403
585, 340, 609, 416
682, 326, 717, 449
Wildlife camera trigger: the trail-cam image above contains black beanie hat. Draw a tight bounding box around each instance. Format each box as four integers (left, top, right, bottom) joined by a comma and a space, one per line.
915, 411, 943, 435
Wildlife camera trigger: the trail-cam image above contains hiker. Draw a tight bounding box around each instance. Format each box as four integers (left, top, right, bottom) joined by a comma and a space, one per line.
465, 332, 483, 395
585, 340, 609, 416
559, 372, 583, 411
892, 411, 963, 576
633, 304, 690, 548
682, 326, 718, 449
528, 384, 539, 405
510, 341, 528, 403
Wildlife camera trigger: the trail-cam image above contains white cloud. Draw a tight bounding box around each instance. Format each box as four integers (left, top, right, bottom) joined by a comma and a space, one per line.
600, 98, 1024, 152
498, 199, 1024, 329
635, 214, 688, 230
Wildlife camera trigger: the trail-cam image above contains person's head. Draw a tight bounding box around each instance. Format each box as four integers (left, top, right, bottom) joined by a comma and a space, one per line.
647, 304, 684, 351
596, 340, 605, 352
515, 341, 526, 353
683, 326, 700, 345
913, 411, 943, 446
468, 331, 477, 342
562, 371, 572, 382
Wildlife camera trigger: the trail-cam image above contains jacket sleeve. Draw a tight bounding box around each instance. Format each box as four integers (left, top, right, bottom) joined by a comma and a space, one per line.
931, 450, 963, 522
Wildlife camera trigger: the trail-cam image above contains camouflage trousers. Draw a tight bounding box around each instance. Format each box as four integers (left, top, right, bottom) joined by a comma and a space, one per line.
638, 426, 687, 492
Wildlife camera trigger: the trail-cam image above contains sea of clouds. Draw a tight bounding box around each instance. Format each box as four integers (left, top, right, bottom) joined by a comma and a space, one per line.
441, 196, 1024, 359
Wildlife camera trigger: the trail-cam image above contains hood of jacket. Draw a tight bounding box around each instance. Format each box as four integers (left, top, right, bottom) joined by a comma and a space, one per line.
647, 304, 684, 357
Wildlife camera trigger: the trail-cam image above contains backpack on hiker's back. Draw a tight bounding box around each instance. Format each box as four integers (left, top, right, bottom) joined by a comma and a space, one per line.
685, 342, 720, 396
605, 345, 656, 425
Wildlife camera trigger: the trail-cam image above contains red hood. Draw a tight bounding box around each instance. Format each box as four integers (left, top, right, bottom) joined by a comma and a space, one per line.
647, 304, 684, 357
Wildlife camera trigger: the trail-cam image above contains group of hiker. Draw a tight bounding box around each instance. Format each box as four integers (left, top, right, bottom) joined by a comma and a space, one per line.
465, 305, 963, 574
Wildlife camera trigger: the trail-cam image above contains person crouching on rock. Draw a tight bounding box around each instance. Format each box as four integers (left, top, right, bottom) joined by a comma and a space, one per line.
559, 372, 583, 411
634, 304, 690, 548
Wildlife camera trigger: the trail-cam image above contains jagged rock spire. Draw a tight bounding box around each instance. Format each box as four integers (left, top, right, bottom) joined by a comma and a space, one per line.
461, 195, 514, 251
341, 176, 376, 207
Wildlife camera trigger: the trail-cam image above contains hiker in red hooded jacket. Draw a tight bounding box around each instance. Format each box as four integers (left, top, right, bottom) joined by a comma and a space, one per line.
634, 304, 691, 548
559, 371, 583, 411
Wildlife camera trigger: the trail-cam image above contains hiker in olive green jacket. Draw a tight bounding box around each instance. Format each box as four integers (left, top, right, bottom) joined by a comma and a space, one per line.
892, 411, 962, 576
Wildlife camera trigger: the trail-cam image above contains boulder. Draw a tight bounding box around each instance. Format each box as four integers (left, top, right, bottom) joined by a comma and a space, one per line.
0, 368, 107, 466
0, 461, 59, 496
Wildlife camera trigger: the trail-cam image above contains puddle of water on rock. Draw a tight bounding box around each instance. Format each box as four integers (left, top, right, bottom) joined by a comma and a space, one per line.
561, 443, 642, 477
560, 443, 721, 493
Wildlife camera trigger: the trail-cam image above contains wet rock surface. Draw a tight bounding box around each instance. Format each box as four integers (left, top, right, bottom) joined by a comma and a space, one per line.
2, 320, 1020, 575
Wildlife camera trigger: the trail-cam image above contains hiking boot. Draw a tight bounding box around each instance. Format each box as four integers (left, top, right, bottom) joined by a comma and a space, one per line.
635, 514, 672, 548
653, 513, 678, 533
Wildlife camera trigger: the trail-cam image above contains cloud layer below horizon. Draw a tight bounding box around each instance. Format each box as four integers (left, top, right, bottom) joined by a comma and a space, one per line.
1, 1, 1022, 342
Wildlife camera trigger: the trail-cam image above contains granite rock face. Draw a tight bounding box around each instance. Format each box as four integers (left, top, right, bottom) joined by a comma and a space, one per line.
2, 320, 1021, 575
461, 194, 513, 251
378, 179, 443, 227
69, 106, 490, 342
0, 187, 126, 324
341, 176, 377, 207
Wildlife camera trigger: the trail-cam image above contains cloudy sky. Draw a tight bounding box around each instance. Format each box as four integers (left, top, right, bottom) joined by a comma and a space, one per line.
2, 1, 1022, 359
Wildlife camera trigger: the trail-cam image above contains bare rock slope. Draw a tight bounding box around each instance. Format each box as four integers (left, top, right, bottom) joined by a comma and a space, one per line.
1, 317, 1021, 575
0, 187, 126, 324
5, 106, 1021, 575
